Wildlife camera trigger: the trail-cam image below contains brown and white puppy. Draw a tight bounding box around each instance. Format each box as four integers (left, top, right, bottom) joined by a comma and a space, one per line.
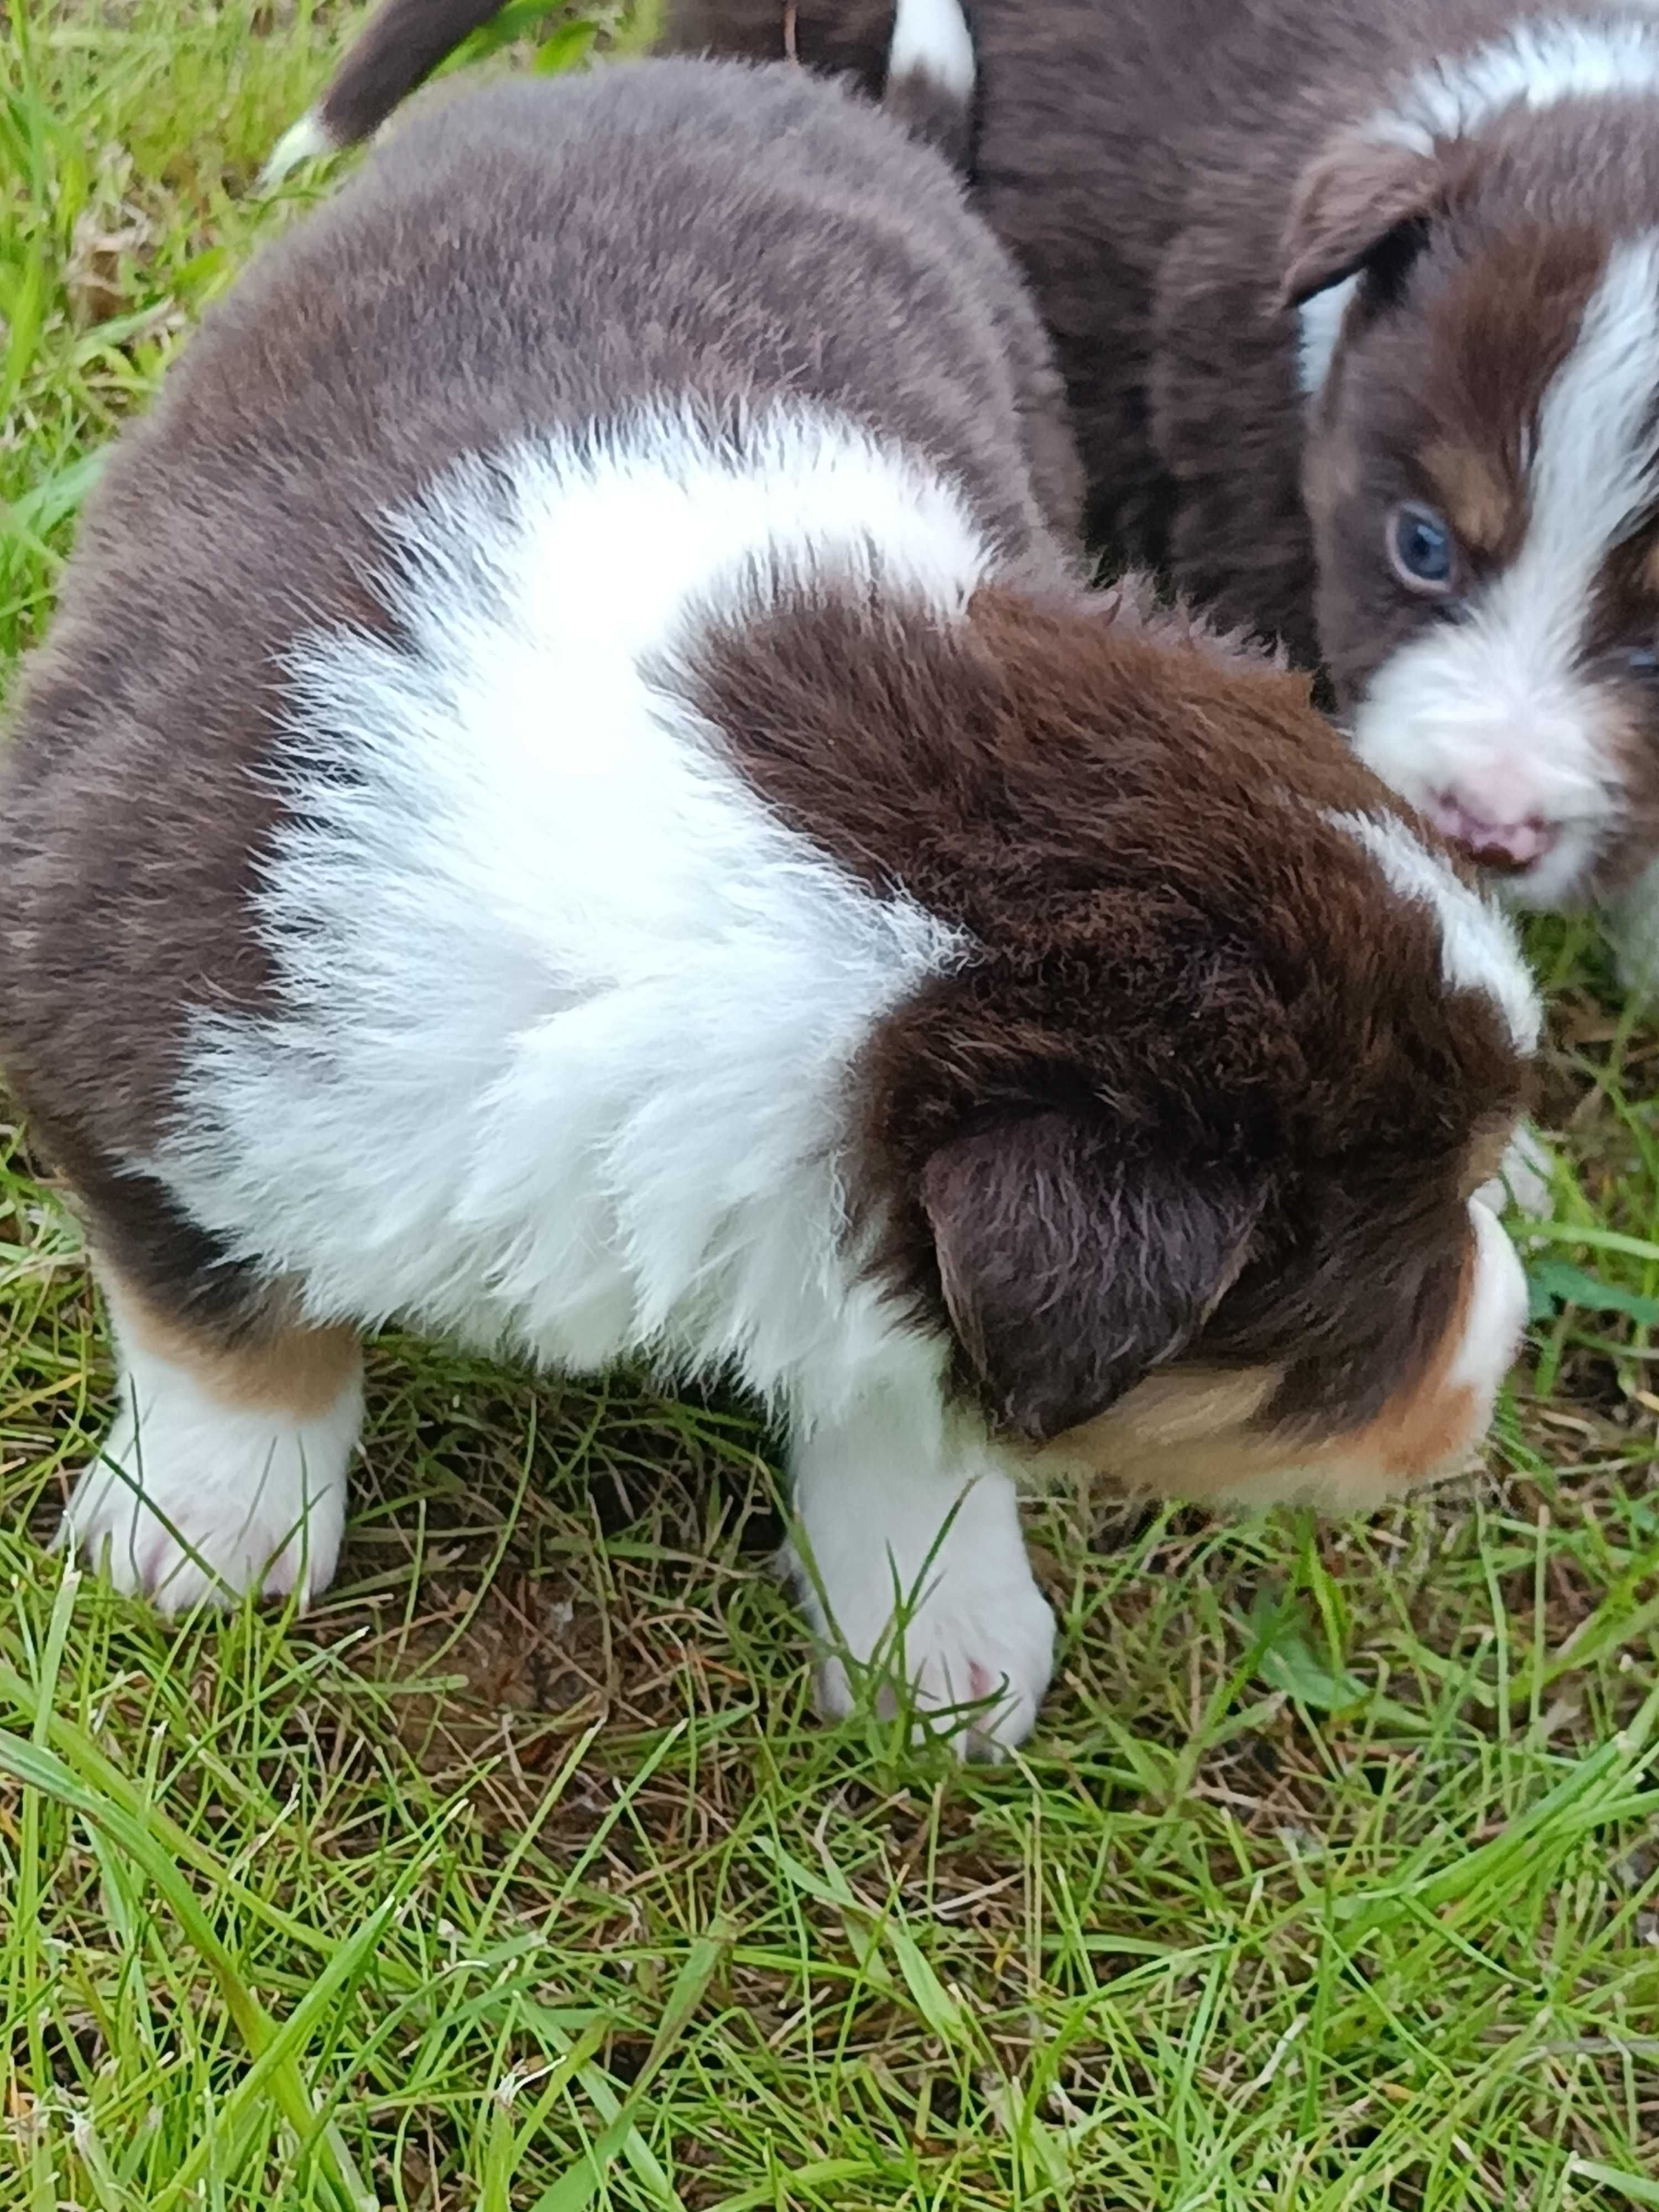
650, 0, 1659, 980
6, 32, 1537, 1755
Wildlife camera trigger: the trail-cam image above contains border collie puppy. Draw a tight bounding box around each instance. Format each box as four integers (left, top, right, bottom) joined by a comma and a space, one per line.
648, 0, 1659, 980
4, 29, 1537, 1755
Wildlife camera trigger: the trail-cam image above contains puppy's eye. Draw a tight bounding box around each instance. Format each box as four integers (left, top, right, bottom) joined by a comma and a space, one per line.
1629, 646, 1659, 677
1386, 503, 1458, 596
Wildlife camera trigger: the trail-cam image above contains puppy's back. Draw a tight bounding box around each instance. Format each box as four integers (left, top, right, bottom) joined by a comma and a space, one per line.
0, 61, 1077, 1246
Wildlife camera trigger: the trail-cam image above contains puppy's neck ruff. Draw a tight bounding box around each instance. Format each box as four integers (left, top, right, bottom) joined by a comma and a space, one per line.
150, 403, 981, 1409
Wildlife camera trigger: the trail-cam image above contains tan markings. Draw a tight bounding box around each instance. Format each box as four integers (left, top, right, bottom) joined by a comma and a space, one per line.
1045, 1235, 1484, 1514
1335, 1245, 1477, 1484
99, 1263, 361, 1419
1422, 441, 1517, 557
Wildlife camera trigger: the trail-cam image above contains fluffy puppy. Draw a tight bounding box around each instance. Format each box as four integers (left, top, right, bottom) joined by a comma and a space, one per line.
4, 32, 1537, 1754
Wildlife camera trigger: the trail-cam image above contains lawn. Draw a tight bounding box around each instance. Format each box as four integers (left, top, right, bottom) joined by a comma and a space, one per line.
1, 4, 1657, 2206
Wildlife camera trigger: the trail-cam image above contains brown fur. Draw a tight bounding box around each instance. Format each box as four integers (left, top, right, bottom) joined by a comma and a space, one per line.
1308, 215, 1607, 707
1280, 135, 1462, 310
670, 578, 1526, 1447
312, 0, 506, 147
297, 0, 972, 164
1421, 440, 1521, 562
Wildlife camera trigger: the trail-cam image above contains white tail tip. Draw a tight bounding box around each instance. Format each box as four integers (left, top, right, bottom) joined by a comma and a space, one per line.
257, 110, 338, 194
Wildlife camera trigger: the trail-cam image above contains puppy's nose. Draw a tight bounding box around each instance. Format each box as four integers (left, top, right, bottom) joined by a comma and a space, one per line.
1426, 790, 1558, 874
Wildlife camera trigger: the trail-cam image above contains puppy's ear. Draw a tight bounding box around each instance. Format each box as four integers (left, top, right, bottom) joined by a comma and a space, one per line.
922, 1113, 1265, 1442
1280, 133, 1467, 309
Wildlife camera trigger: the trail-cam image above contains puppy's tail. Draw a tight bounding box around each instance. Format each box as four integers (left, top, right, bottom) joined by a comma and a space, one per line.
881, 0, 977, 171
259, 0, 505, 189
259, 0, 979, 193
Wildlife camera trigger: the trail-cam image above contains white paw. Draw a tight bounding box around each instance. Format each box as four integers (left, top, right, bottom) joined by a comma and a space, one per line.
795, 1484, 1056, 1759
810, 1569, 1056, 1759
62, 1374, 361, 1614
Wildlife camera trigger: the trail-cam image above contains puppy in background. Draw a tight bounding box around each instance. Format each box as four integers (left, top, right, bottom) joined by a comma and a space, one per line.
645, 1, 1659, 993
4, 7, 1538, 1755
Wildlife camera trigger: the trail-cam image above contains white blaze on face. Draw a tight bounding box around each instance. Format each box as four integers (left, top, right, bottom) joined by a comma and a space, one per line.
1349, 232, 1659, 906
1326, 806, 1542, 1051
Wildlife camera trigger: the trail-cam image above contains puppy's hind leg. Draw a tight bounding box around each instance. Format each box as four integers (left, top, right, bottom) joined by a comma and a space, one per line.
64, 1263, 363, 1614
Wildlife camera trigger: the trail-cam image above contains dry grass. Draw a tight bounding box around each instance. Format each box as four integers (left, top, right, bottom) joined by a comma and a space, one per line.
2, 5, 1657, 2206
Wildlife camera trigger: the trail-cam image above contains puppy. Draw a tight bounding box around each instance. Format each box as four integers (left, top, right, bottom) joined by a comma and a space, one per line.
4, 25, 1538, 1755
651, 1, 1659, 982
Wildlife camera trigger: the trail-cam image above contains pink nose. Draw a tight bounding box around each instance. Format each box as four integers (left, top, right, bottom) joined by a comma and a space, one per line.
1426, 792, 1557, 874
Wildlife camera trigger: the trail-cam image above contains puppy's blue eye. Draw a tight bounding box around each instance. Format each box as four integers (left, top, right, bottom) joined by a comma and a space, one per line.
1630, 646, 1659, 677
1387, 503, 1457, 594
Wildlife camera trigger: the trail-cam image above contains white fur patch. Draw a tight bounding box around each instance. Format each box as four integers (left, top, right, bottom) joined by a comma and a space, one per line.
1327, 808, 1542, 1051
886, 0, 977, 101
791, 1385, 1054, 1758
1349, 232, 1659, 905
258, 109, 339, 192
1371, 15, 1659, 154
134, 401, 1056, 1676
149, 405, 978, 1431
63, 1311, 362, 1613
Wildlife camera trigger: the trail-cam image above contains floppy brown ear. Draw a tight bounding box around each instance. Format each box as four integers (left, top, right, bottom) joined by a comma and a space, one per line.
1280, 133, 1454, 309
922, 1113, 1266, 1443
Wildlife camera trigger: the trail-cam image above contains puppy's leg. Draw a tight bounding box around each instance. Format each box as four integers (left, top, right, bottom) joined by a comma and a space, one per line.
788, 1386, 1055, 1759
63, 1264, 362, 1613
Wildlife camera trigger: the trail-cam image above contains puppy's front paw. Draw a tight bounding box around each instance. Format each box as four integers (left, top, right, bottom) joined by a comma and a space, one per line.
62, 1381, 359, 1614
801, 1528, 1055, 1759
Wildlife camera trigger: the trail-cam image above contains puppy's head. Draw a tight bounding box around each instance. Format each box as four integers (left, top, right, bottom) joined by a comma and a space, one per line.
1287, 80, 1659, 907
839, 594, 1539, 1515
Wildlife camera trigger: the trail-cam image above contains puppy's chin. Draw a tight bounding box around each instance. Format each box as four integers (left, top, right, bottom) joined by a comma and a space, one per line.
1037, 1201, 1525, 1517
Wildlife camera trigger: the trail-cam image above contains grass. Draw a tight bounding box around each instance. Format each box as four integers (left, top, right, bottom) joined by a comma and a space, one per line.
1, 3, 1657, 2204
